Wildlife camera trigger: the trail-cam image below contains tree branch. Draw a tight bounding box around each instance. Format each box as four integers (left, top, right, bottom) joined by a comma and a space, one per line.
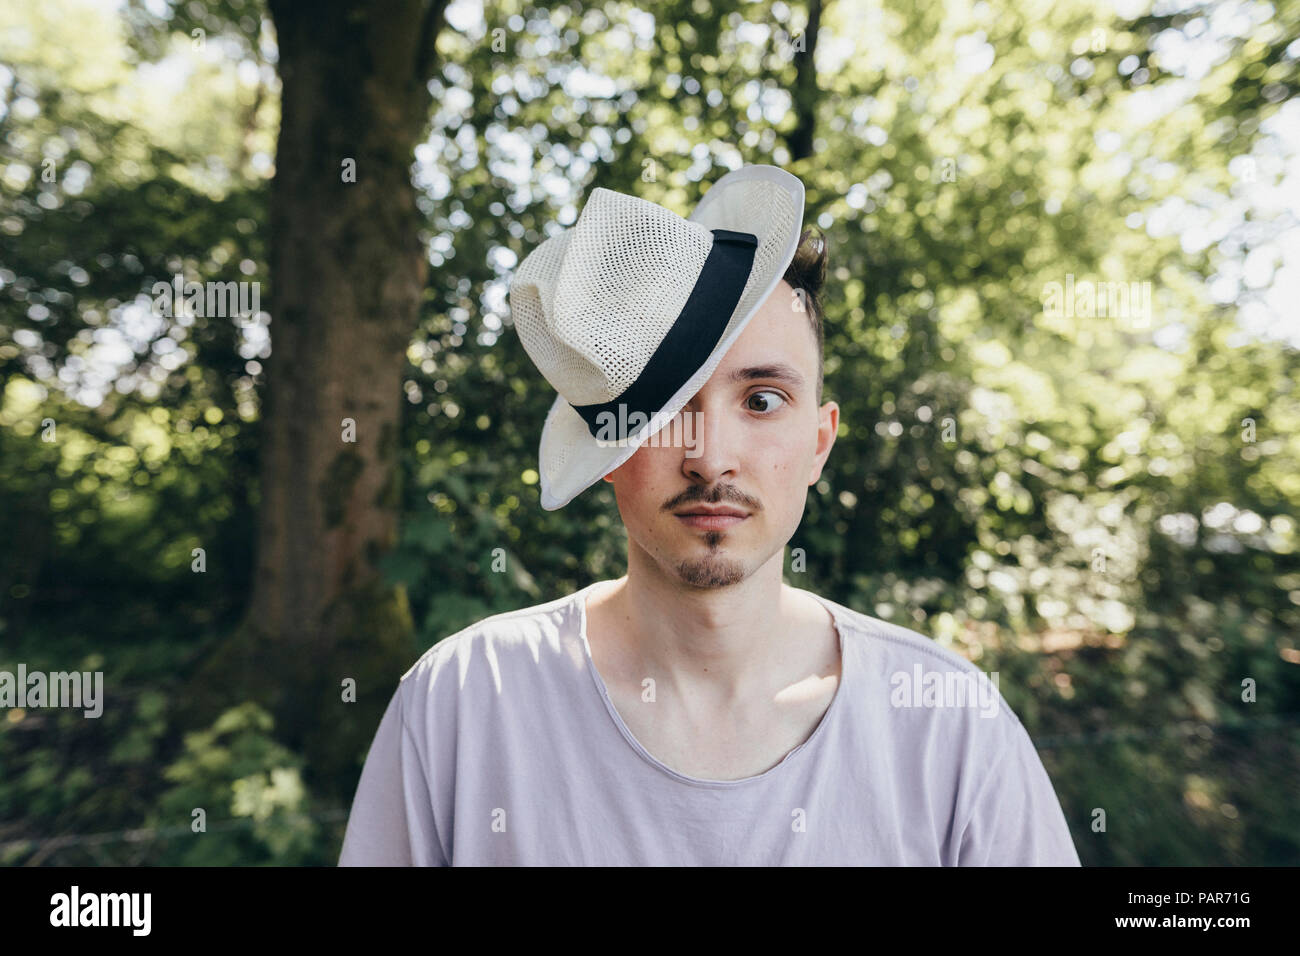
415, 0, 450, 84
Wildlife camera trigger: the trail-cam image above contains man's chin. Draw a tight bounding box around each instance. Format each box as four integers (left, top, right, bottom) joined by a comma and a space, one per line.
673, 555, 748, 589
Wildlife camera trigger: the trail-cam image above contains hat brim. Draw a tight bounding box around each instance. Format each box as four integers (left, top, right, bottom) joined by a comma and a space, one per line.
536, 165, 806, 510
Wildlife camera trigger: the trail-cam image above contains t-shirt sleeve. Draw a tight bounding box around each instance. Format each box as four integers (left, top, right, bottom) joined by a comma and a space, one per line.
338, 682, 448, 866
955, 719, 1081, 866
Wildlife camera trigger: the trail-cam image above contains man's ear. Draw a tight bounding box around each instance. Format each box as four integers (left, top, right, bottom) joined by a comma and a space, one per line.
807, 400, 840, 485
602, 473, 614, 483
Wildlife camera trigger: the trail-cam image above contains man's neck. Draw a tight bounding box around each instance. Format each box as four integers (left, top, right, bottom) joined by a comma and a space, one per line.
589, 546, 832, 710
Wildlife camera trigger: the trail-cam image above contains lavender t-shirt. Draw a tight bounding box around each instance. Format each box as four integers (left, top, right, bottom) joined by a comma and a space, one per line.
338, 581, 1081, 866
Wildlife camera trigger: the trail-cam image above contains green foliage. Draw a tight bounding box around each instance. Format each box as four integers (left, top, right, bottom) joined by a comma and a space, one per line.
148, 703, 327, 865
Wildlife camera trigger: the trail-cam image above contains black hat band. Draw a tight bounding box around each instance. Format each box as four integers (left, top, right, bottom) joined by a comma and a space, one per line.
571, 228, 759, 442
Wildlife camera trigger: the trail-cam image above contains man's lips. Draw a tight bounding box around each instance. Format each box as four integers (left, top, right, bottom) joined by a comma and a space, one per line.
673, 506, 750, 531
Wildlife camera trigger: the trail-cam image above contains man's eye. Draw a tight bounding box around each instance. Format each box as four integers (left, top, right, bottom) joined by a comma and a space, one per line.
746, 390, 786, 413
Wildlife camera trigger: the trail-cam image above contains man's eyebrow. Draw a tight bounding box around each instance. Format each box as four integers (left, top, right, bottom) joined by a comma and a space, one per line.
728, 363, 806, 389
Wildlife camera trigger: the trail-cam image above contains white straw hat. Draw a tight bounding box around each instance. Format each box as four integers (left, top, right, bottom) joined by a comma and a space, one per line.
507, 164, 806, 510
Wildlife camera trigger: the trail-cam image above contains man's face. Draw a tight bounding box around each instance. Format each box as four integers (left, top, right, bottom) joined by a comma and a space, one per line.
603, 280, 839, 589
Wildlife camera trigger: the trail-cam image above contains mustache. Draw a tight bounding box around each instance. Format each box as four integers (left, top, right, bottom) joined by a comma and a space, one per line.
662, 484, 762, 512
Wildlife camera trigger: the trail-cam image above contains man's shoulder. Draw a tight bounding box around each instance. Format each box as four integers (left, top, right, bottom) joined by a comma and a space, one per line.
808, 589, 1028, 737
809, 590, 986, 675
397, 586, 591, 689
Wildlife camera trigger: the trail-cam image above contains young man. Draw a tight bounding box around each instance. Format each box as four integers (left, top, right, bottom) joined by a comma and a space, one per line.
338, 166, 1081, 866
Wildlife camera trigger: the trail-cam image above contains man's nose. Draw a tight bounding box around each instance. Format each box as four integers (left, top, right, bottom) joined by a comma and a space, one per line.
681, 404, 739, 484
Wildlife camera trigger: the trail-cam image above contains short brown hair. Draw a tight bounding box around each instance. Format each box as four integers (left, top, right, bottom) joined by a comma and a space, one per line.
782, 227, 827, 403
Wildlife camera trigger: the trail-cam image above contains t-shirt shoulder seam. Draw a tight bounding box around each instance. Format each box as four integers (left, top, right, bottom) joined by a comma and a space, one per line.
394, 682, 450, 865
952, 732, 1017, 862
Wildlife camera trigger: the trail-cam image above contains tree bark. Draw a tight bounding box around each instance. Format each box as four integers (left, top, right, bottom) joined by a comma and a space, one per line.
787, 0, 823, 162
182, 0, 448, 793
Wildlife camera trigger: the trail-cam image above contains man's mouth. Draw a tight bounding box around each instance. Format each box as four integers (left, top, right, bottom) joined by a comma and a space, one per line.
673, 505, 750, 531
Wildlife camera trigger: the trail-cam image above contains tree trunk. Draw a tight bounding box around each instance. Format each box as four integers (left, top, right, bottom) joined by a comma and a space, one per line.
181, 0, 447, 794
787, 0, 823, 162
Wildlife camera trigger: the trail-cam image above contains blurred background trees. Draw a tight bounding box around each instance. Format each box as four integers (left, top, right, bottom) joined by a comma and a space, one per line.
1, 0, 1298, 865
